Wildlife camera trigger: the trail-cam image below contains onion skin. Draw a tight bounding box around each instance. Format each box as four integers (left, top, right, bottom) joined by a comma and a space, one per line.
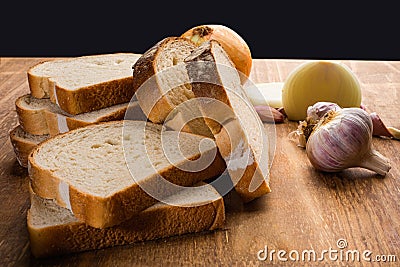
181, 24, 252, 83
282, 61, 362, 121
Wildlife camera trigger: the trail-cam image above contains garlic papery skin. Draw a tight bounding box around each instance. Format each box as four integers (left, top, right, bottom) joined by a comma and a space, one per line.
306, 108, 391, 176
306, 102, 341, 122
288, 102, 342, 148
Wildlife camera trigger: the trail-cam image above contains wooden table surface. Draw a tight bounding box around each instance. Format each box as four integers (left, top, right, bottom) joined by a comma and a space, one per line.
1, 57, 399, 266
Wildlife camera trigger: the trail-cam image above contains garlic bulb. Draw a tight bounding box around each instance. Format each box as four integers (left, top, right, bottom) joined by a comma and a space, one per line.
306, 108, 391, 176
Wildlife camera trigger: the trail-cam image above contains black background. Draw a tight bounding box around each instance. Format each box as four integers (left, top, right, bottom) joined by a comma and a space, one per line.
2, 2, 399, 60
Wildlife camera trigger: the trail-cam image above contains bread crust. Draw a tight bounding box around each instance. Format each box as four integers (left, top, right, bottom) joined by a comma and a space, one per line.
185, 40, 271, 202
28, 121, 226, 228
9, 126, 48, 168
27, 60, 52, 98
15, 95, 49, 135
53, 77, 134, 115
15, 94, 131, 136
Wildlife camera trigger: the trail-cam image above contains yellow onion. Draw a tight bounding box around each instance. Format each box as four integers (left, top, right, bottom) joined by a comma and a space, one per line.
181, 24, 252, 83
282, 61, 362, 121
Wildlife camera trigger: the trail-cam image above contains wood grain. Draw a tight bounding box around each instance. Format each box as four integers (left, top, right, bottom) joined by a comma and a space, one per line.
0, 57, 399, 266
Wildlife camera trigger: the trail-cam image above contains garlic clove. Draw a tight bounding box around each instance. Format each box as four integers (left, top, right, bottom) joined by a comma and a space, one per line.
370, 112, 394, 138
370, 112, 400, 140
254, 105, 285, 123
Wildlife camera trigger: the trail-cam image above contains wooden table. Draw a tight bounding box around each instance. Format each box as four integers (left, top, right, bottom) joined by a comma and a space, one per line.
1, 57, 399, 266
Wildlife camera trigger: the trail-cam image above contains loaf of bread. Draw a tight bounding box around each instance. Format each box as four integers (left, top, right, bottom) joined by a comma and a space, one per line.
184, 40, 272, 202
28, 120, 226, 228
27, 53, 141, 115
16, 94, 145, 136
132, 37, 213, 138
28, 182, 225, 258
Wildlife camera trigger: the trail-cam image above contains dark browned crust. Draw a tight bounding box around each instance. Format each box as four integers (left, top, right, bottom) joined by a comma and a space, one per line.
185, 42, 231, 135
131, 38, 169, 94
191, 25, 214, 38
132, 37, 185, 123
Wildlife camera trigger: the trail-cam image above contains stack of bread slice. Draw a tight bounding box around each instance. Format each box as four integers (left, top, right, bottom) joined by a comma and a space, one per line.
14, 37, 273, 258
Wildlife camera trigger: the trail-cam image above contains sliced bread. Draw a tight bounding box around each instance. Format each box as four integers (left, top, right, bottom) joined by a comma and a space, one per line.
27, 53, 141, 115
28, 120, 226, 228
184, 40, 272, 202
132, 37, 213, 138
27, 182, 225, 258
9, 125, 49, 168
16, 94, 145, 136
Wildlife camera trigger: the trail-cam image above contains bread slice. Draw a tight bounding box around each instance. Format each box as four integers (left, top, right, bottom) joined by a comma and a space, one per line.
27, 182, 225, 258
184, 40, 272, 202
28, 120, 226, 228
132, 37, 213, 138
9, 125, 49, 168
27, 53, 141, 115
16, 94, 145, 136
